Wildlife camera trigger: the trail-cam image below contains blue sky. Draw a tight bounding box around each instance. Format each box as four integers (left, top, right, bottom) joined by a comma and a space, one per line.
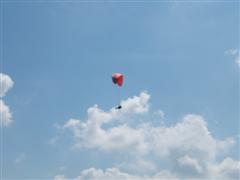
1, 1, 239, 179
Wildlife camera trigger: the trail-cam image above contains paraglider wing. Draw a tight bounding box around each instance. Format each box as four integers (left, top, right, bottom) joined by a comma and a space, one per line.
112, 73, 124, 87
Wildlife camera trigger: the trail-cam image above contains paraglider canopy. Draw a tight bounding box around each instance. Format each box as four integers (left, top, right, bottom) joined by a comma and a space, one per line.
112, 73, 124, 87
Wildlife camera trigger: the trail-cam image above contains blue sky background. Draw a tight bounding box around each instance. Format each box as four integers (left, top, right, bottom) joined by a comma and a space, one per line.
1, 1, 239, 179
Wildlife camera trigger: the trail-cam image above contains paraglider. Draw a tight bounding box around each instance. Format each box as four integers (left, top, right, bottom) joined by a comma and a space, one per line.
112, 73, 124, 109
112, 73, 124, 87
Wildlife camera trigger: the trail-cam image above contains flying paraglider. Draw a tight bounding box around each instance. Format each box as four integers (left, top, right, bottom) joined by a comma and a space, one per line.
112, 73, 124, 87
112, 73, 124, 109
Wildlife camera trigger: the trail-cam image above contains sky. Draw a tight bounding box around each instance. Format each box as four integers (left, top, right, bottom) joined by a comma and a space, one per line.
0, 1, 239, 180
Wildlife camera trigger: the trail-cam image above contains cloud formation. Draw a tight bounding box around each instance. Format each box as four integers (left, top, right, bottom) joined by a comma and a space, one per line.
63, 92, 150, 153
0, 100, 12, 126
56, 92, 239, 180
54, 167, 178, 180
0, 73, 14, 126
0, 73, 14, 98
54, 159, 240, 180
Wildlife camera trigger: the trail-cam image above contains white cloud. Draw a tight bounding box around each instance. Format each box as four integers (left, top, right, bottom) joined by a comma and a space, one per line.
208, 158, 240, 180
63, 92, 150, 154
54, 167, 179, 180
117, 158, 157, 175
0, 100, 12, 126
0, 73, 14, 98
149, 114, 235, 160
54, 161, 240, 180
57, 91, 239, 180
0, 73, 14, 127
120, 91, 150, 114
71, 168, 141, 180
63, 108, 234, 160
177, 155, 203, 175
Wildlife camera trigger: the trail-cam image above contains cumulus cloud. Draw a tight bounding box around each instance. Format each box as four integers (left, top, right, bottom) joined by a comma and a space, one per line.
59, 167, 141, 180
177, 155, 203, 175
63, 92, 150, 154
63, 107, 234, 159
54, 159, 240, 180
0, 73, 14, 98
54, 167, 178, 180
120, 91, 150, 114
56, 91, 239, 180
117, 158, 158, 175
0, 100, 12, 126
208, 158, 240, 180
0, 73, 14, 127
150, 114, 235, 160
